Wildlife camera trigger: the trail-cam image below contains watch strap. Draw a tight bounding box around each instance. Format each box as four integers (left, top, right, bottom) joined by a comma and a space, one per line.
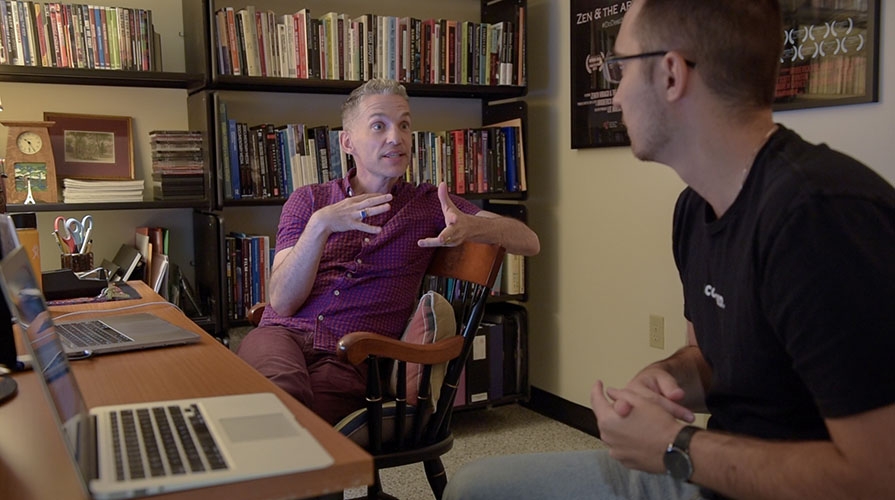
672, 425, 701, 453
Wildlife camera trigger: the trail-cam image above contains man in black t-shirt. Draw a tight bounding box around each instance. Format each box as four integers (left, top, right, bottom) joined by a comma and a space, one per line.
444, 1, 895, 499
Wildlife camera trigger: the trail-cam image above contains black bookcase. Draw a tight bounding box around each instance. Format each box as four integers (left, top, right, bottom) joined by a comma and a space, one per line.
184, 0, 530, 405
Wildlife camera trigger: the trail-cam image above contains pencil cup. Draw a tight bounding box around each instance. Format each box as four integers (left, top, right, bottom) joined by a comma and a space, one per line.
61, 252, 94, 273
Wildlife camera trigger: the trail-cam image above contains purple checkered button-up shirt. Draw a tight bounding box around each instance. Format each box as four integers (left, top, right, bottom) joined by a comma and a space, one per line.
260, 172, 480, 352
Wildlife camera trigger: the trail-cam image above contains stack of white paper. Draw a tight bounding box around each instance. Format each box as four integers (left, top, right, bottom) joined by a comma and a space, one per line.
62, 179, 145, 203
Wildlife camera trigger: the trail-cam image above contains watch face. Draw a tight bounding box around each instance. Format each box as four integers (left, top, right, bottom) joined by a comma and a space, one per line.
664, 447, 694, 481
16, 131, 43, 154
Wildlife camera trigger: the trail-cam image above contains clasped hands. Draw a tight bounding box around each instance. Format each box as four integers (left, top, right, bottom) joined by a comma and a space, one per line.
317, 182, 467, 246
590, 368, 697, 474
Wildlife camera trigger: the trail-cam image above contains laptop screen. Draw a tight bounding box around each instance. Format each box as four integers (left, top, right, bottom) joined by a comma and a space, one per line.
0, 215, 18, 370
0, 244, 96, 491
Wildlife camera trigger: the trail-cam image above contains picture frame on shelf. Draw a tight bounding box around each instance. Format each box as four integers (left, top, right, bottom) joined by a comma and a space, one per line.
3, 159, 58, 204
43, 112, 135, 179
774, 0, 880, 111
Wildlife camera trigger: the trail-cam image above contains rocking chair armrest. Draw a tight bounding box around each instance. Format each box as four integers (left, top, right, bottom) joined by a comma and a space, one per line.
248, 302, 268, 327
337, 332, 464, 366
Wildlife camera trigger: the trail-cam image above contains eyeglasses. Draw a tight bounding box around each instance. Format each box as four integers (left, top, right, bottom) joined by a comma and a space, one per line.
602, 51, 696, 84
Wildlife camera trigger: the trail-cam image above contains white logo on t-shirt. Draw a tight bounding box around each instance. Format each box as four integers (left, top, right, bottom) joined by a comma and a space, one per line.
704, 285, 726, 309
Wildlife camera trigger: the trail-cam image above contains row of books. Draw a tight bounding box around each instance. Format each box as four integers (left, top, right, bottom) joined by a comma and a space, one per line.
213, 6, 525, 87
0, 1, 160, 70
224, 232, 271, 321
406, 119, 527, 195
218, 110, 526, 202
221, 242, 523, 325
149, 130, 206, 201
218, 102, 351, 201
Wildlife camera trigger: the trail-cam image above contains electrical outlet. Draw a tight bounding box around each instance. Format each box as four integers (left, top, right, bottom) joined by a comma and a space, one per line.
649, 314, 664, 349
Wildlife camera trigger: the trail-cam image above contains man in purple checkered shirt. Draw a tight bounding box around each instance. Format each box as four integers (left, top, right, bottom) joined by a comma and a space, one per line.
237, 79, 540, 424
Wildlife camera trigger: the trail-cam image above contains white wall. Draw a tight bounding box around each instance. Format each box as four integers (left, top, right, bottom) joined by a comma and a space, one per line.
525, 0, 894, 408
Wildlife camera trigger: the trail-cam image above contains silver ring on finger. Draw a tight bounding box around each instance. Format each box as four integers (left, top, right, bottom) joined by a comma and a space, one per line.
360, 209, 368, 221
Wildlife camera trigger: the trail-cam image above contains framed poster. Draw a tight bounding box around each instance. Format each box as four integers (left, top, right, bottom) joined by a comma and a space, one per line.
775, 0, 880, 111
569, 0, 631, 149
43, 112, 135, 180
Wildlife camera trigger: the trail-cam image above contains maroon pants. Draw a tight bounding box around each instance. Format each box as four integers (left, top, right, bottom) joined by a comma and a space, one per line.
236, 325, 367, 425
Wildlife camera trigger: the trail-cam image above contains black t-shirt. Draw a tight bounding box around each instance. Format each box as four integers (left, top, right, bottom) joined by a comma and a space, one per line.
672, 126, 895, 440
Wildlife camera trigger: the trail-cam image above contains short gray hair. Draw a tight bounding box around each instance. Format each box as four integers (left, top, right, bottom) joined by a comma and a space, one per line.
341, 79, 409, 128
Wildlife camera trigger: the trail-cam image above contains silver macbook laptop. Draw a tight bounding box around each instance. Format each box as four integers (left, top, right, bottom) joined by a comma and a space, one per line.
0, 246, 334, 499
54, 312, 201, 357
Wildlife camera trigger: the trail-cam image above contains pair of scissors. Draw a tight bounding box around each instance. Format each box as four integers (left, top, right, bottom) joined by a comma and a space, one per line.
65, 215, 94, 253
53, 216, 77, 254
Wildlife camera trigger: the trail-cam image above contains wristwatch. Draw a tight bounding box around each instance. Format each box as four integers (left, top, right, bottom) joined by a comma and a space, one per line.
664, 425, 701, 481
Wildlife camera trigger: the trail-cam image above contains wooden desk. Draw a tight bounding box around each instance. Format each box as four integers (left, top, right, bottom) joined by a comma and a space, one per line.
0, 281, 373, 500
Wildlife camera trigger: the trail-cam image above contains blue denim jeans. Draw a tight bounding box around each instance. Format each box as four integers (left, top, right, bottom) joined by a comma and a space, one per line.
444, 449, 706, 500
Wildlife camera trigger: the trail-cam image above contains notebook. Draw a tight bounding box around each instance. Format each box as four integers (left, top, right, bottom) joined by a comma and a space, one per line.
0, 246, 334, 499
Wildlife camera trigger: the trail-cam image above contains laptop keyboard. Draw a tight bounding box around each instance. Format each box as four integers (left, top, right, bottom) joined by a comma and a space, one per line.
109, 404, 229, 481
56, 320, 133, 347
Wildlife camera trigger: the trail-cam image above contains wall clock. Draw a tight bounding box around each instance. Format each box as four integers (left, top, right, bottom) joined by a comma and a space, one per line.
2, 121, 59, 204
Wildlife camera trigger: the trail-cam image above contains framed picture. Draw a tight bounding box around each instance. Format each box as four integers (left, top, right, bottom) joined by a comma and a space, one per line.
4, 160, 58, 204
569, 0, 630, 149
569, 1, 880, 147
43, 112, 135, 179
775, 0, 880, 111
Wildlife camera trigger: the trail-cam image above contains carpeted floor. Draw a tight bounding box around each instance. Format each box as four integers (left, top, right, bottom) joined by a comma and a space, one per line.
346, 403, 607, 499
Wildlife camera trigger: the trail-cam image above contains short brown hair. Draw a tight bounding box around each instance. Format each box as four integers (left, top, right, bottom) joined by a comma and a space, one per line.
341, 79, 409, 128
635, 0, 783, 109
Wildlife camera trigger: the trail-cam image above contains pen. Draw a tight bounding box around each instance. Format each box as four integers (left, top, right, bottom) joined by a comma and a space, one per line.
52, 231, 67, 253
80, 226, 92, 253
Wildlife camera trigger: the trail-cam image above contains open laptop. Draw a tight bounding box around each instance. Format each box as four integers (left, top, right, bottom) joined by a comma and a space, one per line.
0, 215, 200, 357
0, 245, 334, 499
54, 311, 201, 357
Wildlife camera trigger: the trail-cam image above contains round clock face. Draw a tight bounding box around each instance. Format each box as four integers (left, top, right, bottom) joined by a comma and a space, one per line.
16, 131, 44, 155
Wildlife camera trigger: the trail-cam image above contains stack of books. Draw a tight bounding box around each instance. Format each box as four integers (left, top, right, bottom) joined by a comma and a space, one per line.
149, 130, 206, 201
62, 179, 145, 203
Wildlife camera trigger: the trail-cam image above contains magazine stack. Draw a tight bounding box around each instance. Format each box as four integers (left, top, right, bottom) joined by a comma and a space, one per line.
62, 179, 145, 203
149, 130, 206, 201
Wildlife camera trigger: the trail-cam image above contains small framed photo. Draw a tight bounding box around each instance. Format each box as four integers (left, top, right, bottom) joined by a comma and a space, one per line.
43, 112, 135, 180
4, 160, 58, 204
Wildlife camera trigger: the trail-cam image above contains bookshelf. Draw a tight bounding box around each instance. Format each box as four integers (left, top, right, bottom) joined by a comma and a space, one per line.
0, 1, 214, 331
183, 0, 530, 407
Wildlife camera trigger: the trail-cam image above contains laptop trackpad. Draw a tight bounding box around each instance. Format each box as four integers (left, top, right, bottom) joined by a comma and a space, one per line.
219, 414, 301, 443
